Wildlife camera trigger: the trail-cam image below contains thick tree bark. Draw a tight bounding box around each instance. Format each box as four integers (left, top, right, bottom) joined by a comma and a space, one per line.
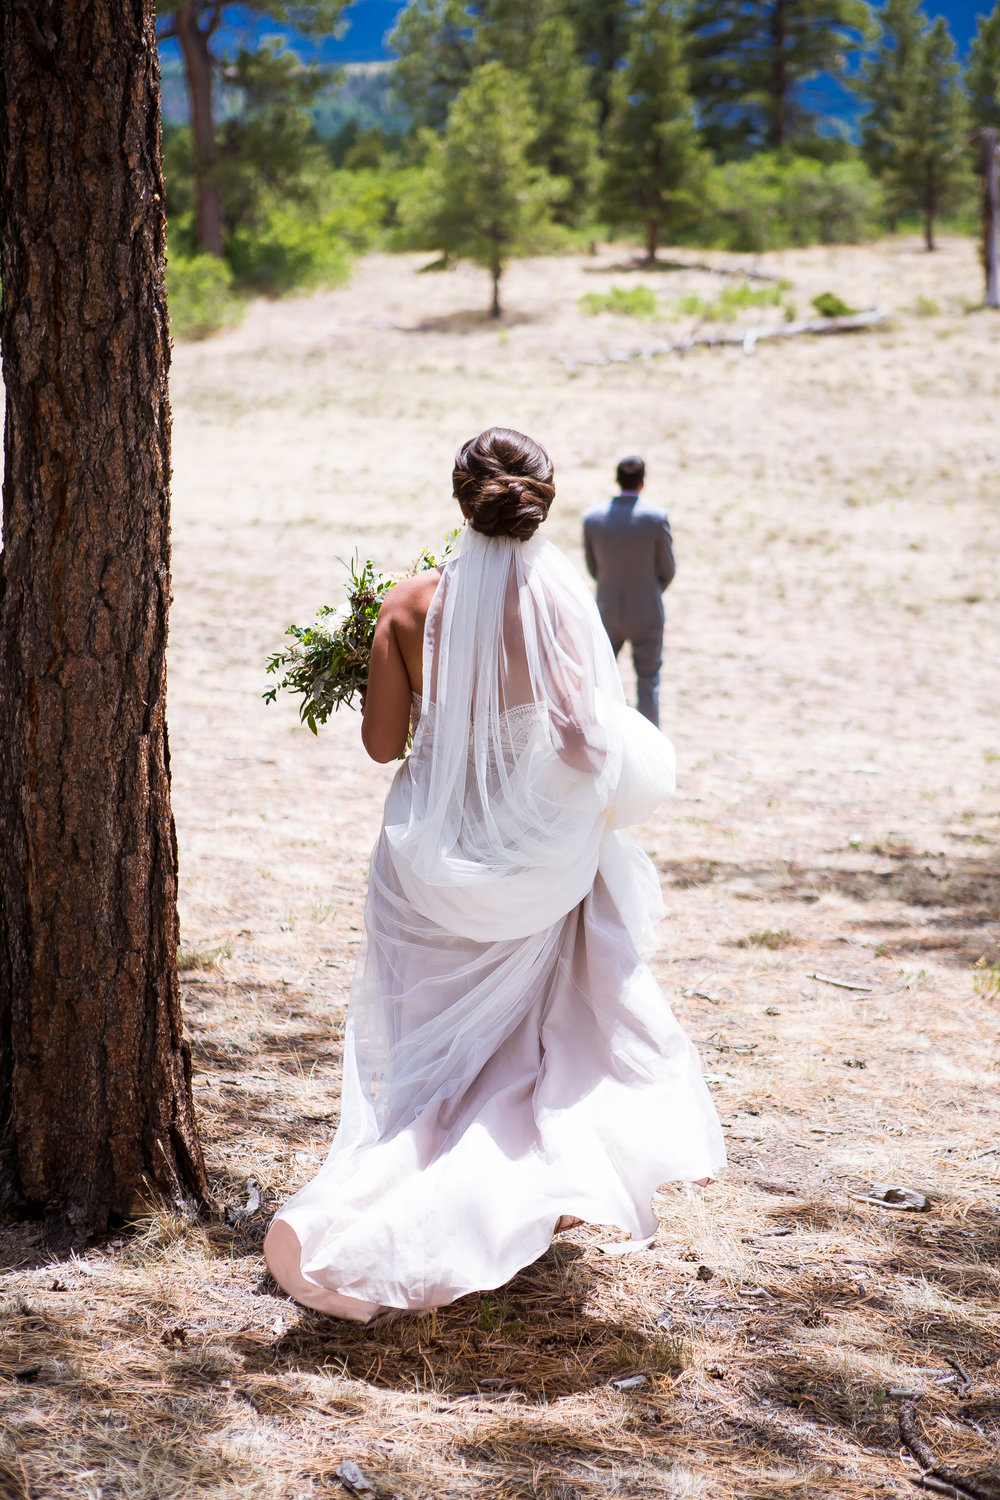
176, 2, 224, 257
0, 0, 211, 1238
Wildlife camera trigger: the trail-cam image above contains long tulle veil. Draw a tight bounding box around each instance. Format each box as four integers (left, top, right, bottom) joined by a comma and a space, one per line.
346, 524, 677, 1134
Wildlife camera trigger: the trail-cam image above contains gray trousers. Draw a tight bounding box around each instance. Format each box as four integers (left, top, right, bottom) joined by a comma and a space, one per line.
603, 619, 662, 727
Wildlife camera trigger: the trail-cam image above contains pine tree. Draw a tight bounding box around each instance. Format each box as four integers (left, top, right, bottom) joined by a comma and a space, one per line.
859, 5, 970, 249
686, 0, 872, 155
1, 0, 210, 1235
856, 0, 926, 185
526, 14, 600, 222
409, 62, 561, 316
602, 0, 707, 260
156, 2, 346, 255
390, 0, 480, 132
391, 0, 598, 221
968, 4, 1000, 306
968, 2, 1000, 130
560, 0, 632, 127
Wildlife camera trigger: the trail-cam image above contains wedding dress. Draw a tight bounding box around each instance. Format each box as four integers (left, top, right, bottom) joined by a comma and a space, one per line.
264, 526, 725, 1319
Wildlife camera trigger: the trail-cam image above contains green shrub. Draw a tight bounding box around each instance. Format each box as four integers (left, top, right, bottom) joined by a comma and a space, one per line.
695, 155, 884, 253
677, 280, 792, 322
579, 284, 658, 317
166, 253, 242, 340
811, 291, 857, 317
227, 206, 353, 293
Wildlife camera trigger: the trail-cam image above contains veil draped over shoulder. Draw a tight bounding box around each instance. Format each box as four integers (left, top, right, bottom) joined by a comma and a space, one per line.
355, 525, 676, 1132
265, 525, 725, 1318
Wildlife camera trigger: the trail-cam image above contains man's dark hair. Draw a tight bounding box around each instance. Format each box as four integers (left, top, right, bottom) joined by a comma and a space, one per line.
616, 455, 645, 491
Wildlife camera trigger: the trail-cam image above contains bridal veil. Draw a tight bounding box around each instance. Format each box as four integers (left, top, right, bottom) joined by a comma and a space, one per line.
265, 525, 726, 1318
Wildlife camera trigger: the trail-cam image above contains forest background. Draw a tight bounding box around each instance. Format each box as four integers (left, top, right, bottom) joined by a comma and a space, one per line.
160, 0, 1000, 331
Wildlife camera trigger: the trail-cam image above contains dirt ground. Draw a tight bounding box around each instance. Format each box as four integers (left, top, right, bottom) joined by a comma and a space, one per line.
3, 237, 1000, 1500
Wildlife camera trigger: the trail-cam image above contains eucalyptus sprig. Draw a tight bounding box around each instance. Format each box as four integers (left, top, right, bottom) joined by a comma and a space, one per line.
263, 529, 461, 734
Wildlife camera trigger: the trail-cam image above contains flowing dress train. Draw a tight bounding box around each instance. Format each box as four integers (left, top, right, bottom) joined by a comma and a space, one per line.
264, 527, 726, 1319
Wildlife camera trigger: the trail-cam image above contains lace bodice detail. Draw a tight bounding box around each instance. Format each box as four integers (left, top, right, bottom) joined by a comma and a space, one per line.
410, 693, 546, 757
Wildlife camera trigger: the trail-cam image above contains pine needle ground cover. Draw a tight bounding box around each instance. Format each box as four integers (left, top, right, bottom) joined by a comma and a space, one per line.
2, 237, 999, 1500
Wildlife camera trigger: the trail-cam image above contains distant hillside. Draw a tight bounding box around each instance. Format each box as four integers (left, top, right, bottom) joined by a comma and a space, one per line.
312, 63, 407, 139
159, 53, 404, 137
158, 0, 985, 139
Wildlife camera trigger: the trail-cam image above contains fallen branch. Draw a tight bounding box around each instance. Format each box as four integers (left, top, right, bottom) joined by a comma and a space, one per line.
563, 308, 888, 368
807, 972, 873, 992
899, 1402, 996, 1500
693, 1038, 758, 1054
647, 256, 782, 283
590, 255, 782, 281
911, 1479, 982, 1499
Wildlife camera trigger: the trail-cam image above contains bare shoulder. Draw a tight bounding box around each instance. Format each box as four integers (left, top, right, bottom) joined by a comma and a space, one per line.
379, 569, 441, 631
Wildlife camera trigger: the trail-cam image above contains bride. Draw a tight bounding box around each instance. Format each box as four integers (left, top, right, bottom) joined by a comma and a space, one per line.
264, 427, 725, 1321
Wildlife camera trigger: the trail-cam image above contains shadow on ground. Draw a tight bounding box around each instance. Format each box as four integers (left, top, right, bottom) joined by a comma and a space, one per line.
657, 847, 1000, 965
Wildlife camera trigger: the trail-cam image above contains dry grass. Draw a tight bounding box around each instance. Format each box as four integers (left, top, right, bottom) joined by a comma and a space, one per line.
3, 234, 1000, 1499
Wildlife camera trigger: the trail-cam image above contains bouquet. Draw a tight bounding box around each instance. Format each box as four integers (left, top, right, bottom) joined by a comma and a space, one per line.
263, 530, 460, 734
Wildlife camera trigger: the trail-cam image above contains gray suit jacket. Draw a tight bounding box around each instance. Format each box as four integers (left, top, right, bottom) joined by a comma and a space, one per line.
582, 494, 676, 635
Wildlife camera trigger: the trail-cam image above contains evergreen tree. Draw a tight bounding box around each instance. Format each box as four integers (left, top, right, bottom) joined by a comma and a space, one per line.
560, 0, 632, 127
887, 17, 971, 249
157, 2, 346, 255
390, 0, 598, 221
1, 0, 210, 1233
858, 4, 970, 248
855, 0, 925, 183
526, 14, 600, 221
390, 0, 480, 132
408, 62, 560, 316
602, 0, 707, 260
686, 0, 872, 155
968, 2, 1000, 130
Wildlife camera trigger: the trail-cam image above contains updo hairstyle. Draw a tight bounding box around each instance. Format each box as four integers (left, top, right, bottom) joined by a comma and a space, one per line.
452, 427, 555, 542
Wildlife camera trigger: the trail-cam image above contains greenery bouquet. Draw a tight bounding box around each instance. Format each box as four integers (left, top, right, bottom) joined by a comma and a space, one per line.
263, 531, 459, 733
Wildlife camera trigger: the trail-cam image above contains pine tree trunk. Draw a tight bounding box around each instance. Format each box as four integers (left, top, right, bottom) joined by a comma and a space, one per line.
767, 0, 788, 148
646, 221, 660, 261
980, 129, 999, 309
491, 258, 502, 318
924, 196, 936, 252
0, 0, 211, 1240
176, 1, 224, 257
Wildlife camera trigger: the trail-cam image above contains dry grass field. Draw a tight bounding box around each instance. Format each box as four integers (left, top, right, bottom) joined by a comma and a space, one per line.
3, 236, 1000, 1500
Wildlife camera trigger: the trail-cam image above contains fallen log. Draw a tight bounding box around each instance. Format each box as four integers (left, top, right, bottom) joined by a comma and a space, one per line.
622, 255, 783, 282
563, 307, 888, 368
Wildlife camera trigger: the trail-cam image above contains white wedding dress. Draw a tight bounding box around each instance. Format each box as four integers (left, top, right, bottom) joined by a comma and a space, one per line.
264, 526, 725, 1319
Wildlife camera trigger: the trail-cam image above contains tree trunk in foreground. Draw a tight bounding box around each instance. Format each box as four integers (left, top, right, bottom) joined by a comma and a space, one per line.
0, 0, 211, 1239
176, 2, 224, 258
980, 128, 999, 309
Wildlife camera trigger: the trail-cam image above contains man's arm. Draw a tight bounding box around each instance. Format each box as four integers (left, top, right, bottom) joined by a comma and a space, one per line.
583, 518, 598, 580
655, 515, 676, 591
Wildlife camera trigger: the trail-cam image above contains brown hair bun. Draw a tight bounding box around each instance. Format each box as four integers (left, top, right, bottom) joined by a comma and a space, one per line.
452, 427, 555, 542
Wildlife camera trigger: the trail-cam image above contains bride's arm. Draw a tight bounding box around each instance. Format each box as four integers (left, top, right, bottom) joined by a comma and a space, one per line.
361, 599, 412, 762
361, 573, 436, 763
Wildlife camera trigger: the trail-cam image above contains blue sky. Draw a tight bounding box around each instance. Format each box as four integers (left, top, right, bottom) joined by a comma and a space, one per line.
163, 0, 994, 66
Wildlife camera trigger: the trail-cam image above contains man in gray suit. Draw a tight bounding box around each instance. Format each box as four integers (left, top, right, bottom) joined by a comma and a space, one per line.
583, 455, 675, 728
